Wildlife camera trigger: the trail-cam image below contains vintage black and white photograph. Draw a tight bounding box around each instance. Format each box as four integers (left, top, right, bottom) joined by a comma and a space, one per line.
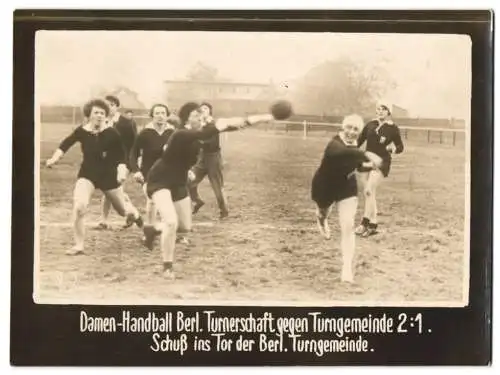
34, 30, 471, 307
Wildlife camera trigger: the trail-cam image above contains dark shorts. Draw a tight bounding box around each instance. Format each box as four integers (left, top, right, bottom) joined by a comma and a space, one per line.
311, 172, 358, 209
78, 166, 120, 191
146, 182, 189, 202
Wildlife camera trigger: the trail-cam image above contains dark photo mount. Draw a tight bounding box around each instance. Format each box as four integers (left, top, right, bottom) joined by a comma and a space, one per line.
11, 10, 492, 366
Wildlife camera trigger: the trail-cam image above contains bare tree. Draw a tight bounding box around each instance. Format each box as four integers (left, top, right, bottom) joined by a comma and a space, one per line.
292, 57, 396, 116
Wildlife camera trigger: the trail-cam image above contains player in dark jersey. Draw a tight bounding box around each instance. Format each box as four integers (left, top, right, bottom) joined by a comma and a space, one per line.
143, 101, 274, 279
188, 102, 229, 219
97, 95, 138, 230
129, 103, 175, 233
312, 114, 383, 283
45, 99, 143, 255
355, 101, 405, 237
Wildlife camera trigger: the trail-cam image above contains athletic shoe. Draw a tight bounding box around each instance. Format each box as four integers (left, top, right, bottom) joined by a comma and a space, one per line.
95, 222, 109, 230
361, 227, 378, 237
316, 215, 331, 240
125, 213, 144, 229
176, 236, 190, 245
163, 268, 175, 280
192, 200, 205, 214
65, 246, 84, 256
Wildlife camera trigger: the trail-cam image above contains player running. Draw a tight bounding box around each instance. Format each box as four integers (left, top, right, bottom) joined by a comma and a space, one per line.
129, 103, 175, 236
355, 101, 405, 237
312, 114, 383, 283
188, 102, 229, 219
97, 95, 138, 230
142, 101, 276, 279
45, 99, 143, 255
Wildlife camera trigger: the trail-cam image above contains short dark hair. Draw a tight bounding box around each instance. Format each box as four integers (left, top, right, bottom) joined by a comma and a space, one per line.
149, 103, 170, 118
178, 102, 200, 126
105, 95, 120, 107
83, 99, 110, 118
200, 101, 213, 115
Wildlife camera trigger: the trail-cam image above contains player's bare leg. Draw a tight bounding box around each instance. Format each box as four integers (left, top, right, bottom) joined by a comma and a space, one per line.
362, 170, 383, 237
96, 195, 112, 229
68, 178, 94, 255
315, 204, 332, 240
151, 189, 178, 279
355, 171, 370, 235
174, 196, 192, 245
338, 196, 358, 283
103, 187, 143, 228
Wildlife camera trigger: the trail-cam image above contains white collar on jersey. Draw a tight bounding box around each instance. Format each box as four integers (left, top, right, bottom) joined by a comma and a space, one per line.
374, 118, 394, 125
145, 122, 175, 132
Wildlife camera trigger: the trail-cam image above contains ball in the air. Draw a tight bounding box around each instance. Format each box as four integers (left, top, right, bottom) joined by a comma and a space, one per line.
270, 100, 293, 120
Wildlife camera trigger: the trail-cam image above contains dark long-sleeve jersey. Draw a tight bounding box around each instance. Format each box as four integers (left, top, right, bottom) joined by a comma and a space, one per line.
146, 124, 220, 190
312, 134, 368, 206
316, 135, 368, 181
58, 125, 127, 171
200, 132, 221, 153
111, 114, 137, 160
129, 124, 175, 177
357, 119, 404, 160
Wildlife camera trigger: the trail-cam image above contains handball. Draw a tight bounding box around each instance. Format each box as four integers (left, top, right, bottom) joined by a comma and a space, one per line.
270, 100, 293, 120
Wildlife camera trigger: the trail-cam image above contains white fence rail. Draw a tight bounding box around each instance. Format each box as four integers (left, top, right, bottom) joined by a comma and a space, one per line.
128, 116, 466, 146
271, 120, 466, 145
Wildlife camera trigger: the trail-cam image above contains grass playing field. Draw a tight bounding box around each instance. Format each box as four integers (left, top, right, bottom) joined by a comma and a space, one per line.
35, 122, 468, 306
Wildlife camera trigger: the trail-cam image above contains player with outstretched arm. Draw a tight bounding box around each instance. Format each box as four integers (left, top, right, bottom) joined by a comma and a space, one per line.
45, 99, 143, 255
312, 114, 383, 283
143, 100, 290, 279
188, 102, 229, 219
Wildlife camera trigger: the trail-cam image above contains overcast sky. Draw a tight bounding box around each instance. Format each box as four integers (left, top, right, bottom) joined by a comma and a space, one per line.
35, 31, 471, 119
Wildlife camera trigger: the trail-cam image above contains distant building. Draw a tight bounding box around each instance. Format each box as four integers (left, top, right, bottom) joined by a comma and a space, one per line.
163, 80, 282, 116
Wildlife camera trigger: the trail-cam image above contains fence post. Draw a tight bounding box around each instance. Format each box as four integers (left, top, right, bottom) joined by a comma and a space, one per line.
439, 131, 443, 144
453, 131, 456, 146
427, 130, 431, 143
404, 128, 408, 140
303, 120, 307, 139
72, 106, 76, 125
